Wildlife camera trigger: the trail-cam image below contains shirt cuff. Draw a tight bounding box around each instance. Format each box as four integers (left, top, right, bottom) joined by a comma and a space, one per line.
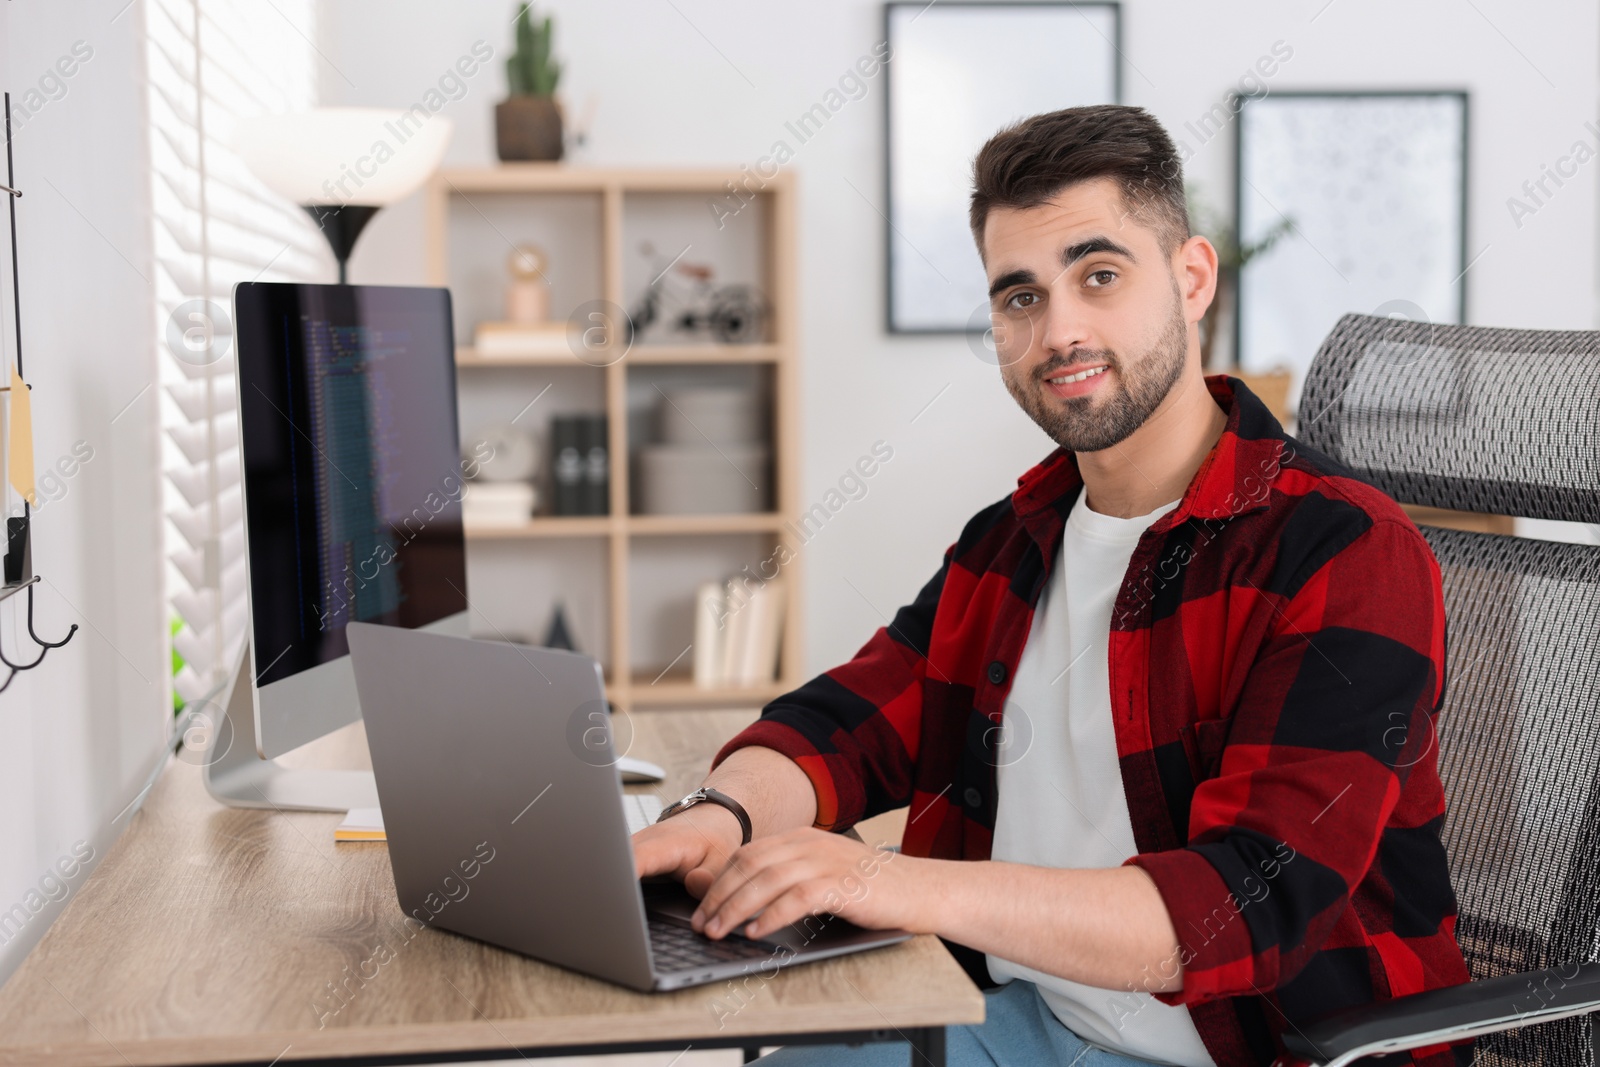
1125, 847, 1262, 1005
711, 719, 849, 831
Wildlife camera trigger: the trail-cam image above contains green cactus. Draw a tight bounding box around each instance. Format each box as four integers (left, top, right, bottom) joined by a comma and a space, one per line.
506, 3, 561, 98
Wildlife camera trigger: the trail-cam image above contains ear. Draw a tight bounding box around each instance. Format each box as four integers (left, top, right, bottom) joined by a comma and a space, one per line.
1174, 235, 1219, 326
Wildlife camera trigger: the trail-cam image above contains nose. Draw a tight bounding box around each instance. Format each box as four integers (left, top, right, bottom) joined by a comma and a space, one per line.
1039, 288, 1093, 361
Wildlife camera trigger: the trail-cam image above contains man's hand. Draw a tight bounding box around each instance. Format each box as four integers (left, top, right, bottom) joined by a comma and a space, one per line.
631, 746, 821, 899
631, 802, 746, 899
689, 828, 927, 941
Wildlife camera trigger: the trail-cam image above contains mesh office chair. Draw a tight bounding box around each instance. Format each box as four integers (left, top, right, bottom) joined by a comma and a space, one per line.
1286, 313, 1600, 1067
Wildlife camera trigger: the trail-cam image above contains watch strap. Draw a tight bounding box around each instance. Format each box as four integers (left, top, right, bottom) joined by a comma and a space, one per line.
656, 786, 753, 845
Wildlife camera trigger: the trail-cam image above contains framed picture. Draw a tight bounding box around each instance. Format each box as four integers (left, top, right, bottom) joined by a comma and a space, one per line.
1234, 91, 1469, 392
884, 1, 1121, 334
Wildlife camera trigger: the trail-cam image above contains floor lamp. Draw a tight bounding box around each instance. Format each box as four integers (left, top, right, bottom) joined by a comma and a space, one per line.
233, 107, 453, 284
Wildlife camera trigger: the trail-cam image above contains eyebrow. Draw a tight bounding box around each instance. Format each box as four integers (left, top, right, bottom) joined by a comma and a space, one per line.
986, 235, 1138, 298
988, 268, 1034, 298
1063, 235, 1136, 267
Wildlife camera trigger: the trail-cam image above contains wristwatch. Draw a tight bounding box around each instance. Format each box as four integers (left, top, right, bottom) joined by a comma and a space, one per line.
655, 786, 753, 845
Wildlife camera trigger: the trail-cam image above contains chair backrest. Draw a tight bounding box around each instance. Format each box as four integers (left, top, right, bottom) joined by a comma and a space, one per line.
1299, 313, 1600, 1067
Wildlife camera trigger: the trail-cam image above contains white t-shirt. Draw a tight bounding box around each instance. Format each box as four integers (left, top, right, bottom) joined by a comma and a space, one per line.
986, 490, 1216, 1067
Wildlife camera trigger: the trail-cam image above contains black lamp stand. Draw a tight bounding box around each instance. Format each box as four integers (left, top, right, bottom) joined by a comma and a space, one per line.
302, 203, 380, 285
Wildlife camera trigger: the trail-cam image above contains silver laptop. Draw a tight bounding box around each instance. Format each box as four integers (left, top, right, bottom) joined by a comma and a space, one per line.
345, 621, 911, 992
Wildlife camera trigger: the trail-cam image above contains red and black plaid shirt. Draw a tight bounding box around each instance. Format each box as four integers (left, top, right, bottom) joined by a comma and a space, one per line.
716, 375, 1471, 1067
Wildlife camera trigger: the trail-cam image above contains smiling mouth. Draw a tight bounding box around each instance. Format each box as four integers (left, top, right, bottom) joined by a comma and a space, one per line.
1043, 365, 1108, 385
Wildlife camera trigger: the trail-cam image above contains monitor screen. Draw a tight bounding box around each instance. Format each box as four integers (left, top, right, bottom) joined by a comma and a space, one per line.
234, 283, 468, 688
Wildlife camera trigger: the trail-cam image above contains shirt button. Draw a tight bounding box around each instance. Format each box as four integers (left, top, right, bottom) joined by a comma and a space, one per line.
987, 661, 1007, 685
963, 786, 983, 808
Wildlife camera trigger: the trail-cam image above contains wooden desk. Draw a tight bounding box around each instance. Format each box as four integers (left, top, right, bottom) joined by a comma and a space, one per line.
0, 710, 982, 1066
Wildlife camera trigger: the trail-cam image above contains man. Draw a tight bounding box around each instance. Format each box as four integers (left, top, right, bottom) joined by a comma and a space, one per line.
633, 104, 1470, 1067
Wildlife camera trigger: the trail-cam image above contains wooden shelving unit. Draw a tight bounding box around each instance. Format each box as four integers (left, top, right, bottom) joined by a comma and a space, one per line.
426, 165, 802, 711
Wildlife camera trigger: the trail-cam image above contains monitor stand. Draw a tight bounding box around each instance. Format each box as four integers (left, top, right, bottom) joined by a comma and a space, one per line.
200, 647, 379, 812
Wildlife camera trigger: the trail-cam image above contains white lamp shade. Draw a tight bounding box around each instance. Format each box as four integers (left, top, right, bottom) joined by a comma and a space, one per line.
232, 107, 453, 206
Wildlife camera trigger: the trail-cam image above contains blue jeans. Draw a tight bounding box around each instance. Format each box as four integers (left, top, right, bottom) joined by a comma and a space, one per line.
754, 979, 1161, 1067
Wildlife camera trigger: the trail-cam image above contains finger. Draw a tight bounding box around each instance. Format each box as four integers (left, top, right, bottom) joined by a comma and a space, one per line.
744, 883, 828, 941
702, 861, 810, 940
690, 845, 767, 929
632, 824, 706, 880
689, 837, 799, 924
683, 865, 716, 899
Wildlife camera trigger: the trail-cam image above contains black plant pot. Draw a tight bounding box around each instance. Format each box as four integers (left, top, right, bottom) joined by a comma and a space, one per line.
495, 96, 564, 162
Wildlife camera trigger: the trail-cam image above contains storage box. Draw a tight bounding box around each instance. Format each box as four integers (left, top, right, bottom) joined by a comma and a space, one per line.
637, 444, 769, 514
657, 386, 760, 446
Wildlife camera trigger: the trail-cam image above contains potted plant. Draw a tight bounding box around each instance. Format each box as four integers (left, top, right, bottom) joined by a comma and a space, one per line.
496, 3, 564, 162
1187, 186, 1293, 372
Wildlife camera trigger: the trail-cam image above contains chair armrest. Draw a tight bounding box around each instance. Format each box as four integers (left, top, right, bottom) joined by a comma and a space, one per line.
1281, 962, 1600, 1067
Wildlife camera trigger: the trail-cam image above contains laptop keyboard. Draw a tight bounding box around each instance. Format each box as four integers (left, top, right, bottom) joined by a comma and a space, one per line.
648, 916, 780, 973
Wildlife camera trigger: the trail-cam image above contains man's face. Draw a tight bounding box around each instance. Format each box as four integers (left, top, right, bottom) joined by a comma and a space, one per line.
982, 177, 1193, 453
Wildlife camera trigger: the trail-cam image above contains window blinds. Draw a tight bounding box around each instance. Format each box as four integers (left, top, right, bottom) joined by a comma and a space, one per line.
145, 0, 327, 707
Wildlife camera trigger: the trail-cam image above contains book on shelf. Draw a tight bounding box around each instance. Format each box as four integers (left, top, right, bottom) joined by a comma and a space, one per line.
549, 414, 608, 516
472, 320, 579, 358
694, 575, 784, 689
692, 580, 724, 686
579, 414, 609, 515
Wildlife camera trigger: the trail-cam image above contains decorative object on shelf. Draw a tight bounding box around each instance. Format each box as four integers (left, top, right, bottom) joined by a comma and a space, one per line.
1235, 91, 1467, 399
234, 108, 453, 283
472, 319, 578, 360
639, 386, 767, 515
885, 2, 1119, 332
0, 91, 78, 692
549, 413, 608, 516
496, 3, 564, 162
542, 601, 577, 651
462, 423, 538, 527
505, 244, 551, 323
691, 575, 784, 687
471, 422, 539, 482
625, 242, 767, 346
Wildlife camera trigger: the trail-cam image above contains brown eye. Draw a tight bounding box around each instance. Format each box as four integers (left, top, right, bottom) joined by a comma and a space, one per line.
1006, 292, 1037, 309
1087, 270, 1117, 287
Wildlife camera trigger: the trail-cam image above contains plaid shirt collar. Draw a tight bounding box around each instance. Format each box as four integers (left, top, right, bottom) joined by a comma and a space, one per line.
1010, 374, 1288, 553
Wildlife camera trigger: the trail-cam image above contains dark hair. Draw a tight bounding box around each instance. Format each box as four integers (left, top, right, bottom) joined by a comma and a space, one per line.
969, 104, 1189, 256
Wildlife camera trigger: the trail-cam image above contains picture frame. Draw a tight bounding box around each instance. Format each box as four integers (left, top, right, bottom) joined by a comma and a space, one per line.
883, 1, 1121, 334
1233, 90, 1469, 391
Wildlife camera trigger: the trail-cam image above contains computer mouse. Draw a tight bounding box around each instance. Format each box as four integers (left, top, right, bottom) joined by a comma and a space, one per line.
618, 755, 666, 784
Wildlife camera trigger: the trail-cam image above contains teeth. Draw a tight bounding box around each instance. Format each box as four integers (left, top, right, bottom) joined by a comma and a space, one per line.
1047, 366, 1107, 385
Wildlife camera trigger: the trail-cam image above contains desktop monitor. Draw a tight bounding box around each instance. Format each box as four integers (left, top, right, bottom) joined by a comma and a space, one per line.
204, 282, 469, 810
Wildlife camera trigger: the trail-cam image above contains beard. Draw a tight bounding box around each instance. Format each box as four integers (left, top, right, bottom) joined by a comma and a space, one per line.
1001, 291, 1189, 453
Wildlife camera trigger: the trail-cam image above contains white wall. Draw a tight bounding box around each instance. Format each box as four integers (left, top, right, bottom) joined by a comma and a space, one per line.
322, 0, 1600, 674
0, 0, 167, 983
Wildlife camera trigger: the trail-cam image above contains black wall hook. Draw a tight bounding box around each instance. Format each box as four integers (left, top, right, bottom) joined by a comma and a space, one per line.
0, 91, 78, 695
0, 576, 76, 692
